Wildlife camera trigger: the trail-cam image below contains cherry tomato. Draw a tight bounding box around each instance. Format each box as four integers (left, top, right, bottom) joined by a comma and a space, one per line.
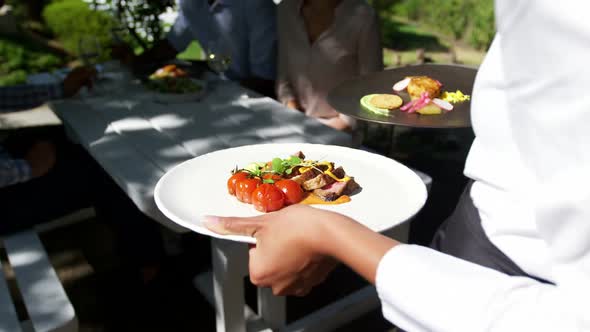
227, 172, 249, 195
274, 179, 304, 205
251, 184, 285, 212
236, 177, 261, 203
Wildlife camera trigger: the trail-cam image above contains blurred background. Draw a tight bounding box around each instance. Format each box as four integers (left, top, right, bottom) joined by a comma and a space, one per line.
0, 0, 494, 87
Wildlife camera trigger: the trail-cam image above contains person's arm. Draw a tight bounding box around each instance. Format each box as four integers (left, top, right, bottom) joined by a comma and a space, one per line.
165, 0, 194, 55
274, 1, 298, 109
317, 116, 351, 132
245, 0, 277, 82
0, 84, 62, 111
0, 67, 95, 111
0, 147, 32, 188
205, 203, 589, 332
357, 7, 383, 75
0, 141, 57, 188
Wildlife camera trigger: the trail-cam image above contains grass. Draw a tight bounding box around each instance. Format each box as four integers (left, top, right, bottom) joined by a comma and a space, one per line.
173, 16, 487, 68
177, 41, 204, 61
381, 16, 486, 67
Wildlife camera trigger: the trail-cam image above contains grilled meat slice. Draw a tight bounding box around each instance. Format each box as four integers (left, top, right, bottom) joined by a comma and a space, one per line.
291, 168, 319, 184
292, 151, 306, 159
331, 166, 346, 179
313, 178, 360, 201
302, 173, 335, 191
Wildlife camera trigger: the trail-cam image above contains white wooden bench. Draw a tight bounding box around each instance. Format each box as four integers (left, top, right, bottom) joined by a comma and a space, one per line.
0, 230, 77, 332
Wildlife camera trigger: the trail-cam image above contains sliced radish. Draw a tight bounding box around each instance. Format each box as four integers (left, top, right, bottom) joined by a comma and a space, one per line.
432, 98, 454, 111
400, 99, 416, 112
393, 77, 411, 92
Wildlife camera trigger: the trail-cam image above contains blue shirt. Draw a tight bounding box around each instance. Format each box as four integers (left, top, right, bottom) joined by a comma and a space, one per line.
0, 83, 63, 111
0, 83, 63, 187
0, 146, 32, 188
167, 0, 277, 81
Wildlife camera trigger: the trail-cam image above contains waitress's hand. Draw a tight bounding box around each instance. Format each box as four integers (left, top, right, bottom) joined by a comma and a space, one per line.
204, 205, 344, 296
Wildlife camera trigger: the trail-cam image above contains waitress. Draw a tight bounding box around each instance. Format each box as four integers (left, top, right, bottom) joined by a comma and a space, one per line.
206, 0, 590, 331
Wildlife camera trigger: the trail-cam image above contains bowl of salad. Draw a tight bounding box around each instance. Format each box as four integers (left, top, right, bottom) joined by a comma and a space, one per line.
146, 64, 206, 103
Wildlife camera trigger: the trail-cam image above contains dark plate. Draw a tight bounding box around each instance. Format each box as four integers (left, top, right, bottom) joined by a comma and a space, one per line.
327, 64, 478, 128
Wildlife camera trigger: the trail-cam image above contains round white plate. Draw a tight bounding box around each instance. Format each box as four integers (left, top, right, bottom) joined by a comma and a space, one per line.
154, 143, 427, 243
151, 79, 207, 103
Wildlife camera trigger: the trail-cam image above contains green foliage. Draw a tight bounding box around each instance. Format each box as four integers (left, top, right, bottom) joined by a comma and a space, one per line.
390, 0, 495, 49
0, 37, 63, 86
96, 0, 174, 51
42, 0, 116, 61
469, 0, 495, 49
393, 0, 421, 20
425, 0, 473, 39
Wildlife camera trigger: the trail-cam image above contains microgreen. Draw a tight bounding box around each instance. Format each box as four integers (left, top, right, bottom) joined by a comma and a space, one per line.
235, 155, 323, 178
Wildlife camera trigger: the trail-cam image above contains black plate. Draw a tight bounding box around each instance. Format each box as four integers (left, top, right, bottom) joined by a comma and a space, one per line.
327, 64, 478, 128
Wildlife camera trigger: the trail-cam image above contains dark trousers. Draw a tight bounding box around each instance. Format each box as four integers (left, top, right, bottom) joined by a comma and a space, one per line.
431, 181, 551, 283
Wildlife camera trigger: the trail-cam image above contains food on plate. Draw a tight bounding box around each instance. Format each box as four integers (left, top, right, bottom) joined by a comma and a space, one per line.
146, 64, 203, 94
360, 94, 390, 115
251, 184, 285, 213
227, 151, 360, 212
406, 76, 442, 100
415, 103, 443, 115
441, 90, 470, 103
393, 76, 454, 114
368, 94, 403, 110
150, 64, 188, 79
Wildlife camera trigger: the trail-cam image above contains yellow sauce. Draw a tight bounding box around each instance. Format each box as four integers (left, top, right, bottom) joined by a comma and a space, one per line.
299, 162, 351, 182
300, 193, 351, 205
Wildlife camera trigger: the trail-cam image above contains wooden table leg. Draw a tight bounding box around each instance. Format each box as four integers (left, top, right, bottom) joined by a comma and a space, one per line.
211, 238, 249, 332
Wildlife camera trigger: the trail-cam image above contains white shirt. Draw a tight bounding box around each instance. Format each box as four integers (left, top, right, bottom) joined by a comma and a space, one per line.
167, 0, 277, 81
376, 1, 590, 331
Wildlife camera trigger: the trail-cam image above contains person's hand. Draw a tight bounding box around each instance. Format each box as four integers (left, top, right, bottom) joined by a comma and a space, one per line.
111, 43, 136, 66
284, 99, 302, 112
204, 204, 346, 296
62, 66, 97, 97
24, 141, 57, 178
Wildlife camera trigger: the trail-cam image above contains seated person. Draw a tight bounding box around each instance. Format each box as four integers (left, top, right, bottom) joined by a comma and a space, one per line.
0, 134, 100, 235
277, 0, 383, 131
0, 66, 98, 234
115, 0, 277, 96
0, 66, 96, 111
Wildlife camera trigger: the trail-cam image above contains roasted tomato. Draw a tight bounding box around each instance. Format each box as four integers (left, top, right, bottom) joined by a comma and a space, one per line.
251, 184, 285, 212
236, 177, 261, 203
274, 179, 304, 205
227, 172, 250, 195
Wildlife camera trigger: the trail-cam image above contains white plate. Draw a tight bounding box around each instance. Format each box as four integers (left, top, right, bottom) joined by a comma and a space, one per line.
150, 79, 207, 104
154, 143, 427, 243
